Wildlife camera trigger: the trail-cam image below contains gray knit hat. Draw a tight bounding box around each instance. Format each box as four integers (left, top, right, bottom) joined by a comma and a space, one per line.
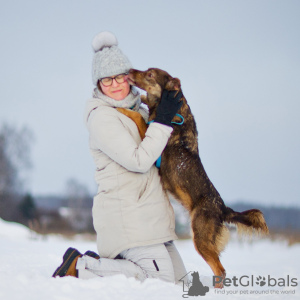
92, 31, 133, 86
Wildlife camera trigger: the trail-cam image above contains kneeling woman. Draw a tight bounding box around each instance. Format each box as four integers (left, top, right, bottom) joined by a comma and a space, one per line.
52, 31, 186, 284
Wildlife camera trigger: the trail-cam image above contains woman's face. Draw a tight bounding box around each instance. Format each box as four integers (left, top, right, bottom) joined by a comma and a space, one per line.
99, 76, 131, 101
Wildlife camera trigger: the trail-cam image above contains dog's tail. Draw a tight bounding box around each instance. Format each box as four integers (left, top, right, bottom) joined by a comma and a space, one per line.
224, 207, 269, 236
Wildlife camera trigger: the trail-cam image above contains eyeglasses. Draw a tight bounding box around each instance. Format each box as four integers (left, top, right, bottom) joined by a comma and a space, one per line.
99, 73, 128, 87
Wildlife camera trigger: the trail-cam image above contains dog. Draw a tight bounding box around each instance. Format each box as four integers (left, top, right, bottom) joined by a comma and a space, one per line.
117, 68, 269, 288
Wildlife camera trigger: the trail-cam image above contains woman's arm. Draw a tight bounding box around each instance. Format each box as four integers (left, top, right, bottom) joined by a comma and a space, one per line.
88, 109, 172, 173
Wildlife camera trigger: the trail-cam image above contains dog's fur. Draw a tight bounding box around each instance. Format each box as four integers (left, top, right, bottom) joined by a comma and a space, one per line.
117, 68, 269, 288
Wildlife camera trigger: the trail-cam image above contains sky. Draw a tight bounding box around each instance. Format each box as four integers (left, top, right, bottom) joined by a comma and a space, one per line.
0, 0, 299, 207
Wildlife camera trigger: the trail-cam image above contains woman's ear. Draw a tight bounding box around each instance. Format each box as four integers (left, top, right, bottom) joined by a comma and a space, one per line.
165, 77, 181, 91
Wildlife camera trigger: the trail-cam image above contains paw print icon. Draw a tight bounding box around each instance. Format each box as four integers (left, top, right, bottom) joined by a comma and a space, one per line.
256, 276, 266, 286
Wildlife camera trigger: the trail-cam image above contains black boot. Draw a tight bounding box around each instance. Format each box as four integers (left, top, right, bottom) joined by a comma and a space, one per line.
52, 248, 82, 278
84, 250, 100, 259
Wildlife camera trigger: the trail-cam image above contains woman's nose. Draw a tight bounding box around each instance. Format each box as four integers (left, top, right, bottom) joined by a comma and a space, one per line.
111, 78, 119, 87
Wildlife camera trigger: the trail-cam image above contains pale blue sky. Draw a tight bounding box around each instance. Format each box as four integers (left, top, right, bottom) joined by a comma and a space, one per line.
0, 0, 299, 207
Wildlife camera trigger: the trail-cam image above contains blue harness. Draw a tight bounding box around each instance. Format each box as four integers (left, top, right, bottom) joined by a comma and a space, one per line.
147, 113, 184, 168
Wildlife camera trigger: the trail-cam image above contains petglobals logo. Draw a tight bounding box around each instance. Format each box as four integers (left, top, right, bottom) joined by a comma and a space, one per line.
179, 271, 210, 297
213, 275, 298, 288
179, 272, 298, 297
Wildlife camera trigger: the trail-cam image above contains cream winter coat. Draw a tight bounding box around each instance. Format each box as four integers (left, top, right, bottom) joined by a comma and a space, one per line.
85, 91, 178, 259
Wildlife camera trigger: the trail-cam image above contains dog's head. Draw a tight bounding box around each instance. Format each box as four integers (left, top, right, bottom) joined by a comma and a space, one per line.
128, 68, 181, 101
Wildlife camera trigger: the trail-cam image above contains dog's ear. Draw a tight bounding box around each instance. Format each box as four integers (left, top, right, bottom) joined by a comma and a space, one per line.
165, 77, 181, 91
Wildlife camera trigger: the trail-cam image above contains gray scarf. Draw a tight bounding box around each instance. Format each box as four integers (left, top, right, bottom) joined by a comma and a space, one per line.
93, 86, 149, 122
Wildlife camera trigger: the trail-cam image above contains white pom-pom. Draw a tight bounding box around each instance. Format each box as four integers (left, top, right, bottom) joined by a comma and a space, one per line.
92, 31, 118, 52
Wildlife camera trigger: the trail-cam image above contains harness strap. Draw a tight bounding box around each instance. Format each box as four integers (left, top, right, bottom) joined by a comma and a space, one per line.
147, 114, 185, 125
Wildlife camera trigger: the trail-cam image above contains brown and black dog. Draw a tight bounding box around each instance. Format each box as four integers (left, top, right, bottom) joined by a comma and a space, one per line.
117, 68, 268, 288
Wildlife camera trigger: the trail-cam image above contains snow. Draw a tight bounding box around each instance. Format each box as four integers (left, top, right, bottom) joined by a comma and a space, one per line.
0, 218, 299, 300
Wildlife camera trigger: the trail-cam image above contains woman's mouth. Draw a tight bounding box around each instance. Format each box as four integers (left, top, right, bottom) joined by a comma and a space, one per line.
112, 89, 122, 93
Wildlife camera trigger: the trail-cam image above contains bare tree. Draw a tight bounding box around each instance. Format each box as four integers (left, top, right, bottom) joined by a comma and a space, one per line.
63, 178, 92, 231
0, 123, 34, 220
65, 178, 90, 208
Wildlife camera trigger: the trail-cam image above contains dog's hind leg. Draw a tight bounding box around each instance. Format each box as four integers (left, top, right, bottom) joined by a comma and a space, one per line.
116, 108, 148, 139
191, 207, 229, 288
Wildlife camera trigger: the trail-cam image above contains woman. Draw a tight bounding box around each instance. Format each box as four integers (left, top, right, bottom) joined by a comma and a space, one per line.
52, 31, 187, 284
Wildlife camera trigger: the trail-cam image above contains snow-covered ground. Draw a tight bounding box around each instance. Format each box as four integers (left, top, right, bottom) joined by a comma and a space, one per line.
0, 218, 299, 300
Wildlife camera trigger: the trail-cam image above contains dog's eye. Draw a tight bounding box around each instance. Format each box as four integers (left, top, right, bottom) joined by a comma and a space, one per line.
148, 73, 153, 78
